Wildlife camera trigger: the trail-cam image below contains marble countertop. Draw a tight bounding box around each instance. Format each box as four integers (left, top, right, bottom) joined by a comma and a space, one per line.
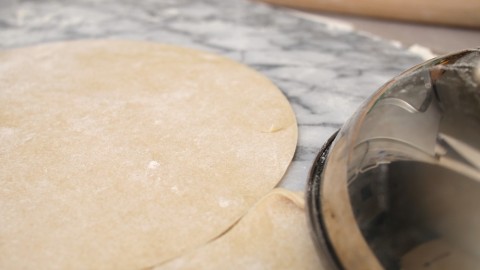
0, 0, 424, 191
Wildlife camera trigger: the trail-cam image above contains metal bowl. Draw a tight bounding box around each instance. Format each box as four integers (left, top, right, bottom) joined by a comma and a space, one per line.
307, 48, 480, 270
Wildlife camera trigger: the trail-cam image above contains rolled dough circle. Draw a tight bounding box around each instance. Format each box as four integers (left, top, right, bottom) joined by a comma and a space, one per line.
0, 40, 297, 269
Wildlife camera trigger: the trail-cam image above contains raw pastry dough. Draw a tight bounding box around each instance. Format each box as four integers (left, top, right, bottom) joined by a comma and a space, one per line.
155, 189, 323, 270
0, 40, 297, 269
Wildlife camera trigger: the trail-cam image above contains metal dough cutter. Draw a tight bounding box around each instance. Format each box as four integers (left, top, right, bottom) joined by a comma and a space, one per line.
307, 48, 480, 270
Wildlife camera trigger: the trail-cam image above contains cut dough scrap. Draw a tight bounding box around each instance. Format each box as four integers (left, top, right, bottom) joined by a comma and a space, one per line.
155, 189, 323, 270
0, 40, 297, 270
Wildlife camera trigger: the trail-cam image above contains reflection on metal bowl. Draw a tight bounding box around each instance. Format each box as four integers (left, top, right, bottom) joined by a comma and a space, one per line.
307, 48, 480, 270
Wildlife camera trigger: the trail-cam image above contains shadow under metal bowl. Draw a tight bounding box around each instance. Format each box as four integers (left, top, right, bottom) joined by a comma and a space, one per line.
307, 48, 480, 270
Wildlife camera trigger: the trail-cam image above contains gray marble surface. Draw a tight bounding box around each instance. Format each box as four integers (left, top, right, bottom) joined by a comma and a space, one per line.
0, 0, 424, 191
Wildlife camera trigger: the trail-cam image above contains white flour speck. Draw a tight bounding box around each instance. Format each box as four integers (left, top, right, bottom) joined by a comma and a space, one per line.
0, 127, 16, 137
148, 160, 160, 169
218, 197, 231, 208
170, 185, 179, 194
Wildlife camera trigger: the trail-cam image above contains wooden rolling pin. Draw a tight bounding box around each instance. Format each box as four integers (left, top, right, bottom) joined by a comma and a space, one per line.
258, 0, 480, 28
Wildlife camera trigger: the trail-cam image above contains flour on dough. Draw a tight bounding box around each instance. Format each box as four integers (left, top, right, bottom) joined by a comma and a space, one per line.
0, 40, 297, 270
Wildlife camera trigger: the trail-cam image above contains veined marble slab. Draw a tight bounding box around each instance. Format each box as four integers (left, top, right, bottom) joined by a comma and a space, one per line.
0, 0, 424, 191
